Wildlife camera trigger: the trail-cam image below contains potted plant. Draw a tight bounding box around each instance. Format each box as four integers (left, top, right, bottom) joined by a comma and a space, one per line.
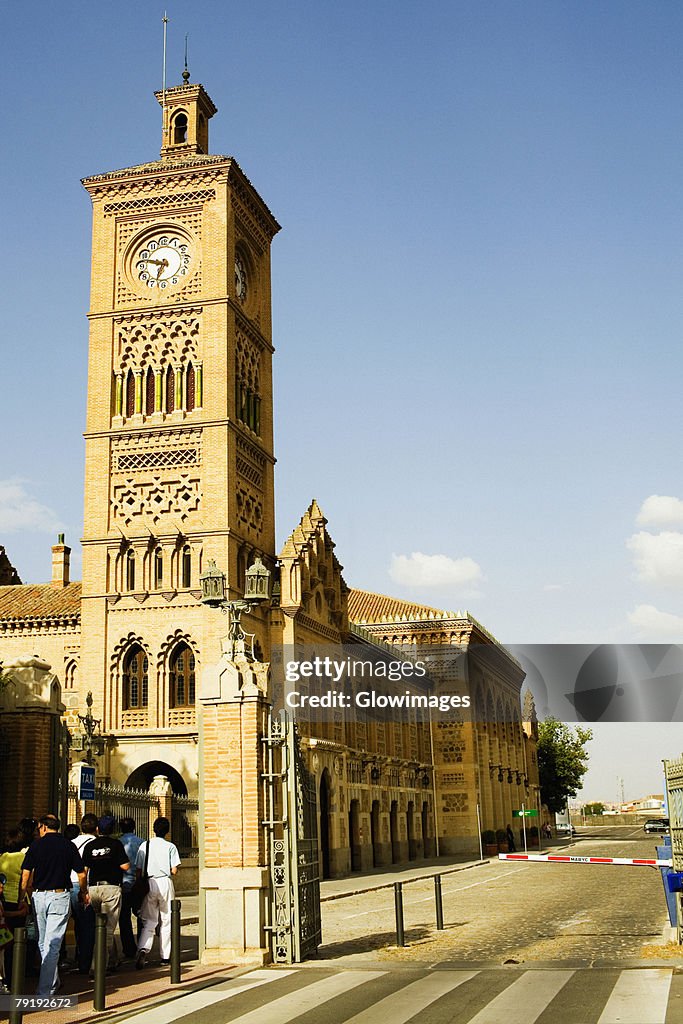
528, 825, 539, 848
482, 829, 497, 857
496, 828, 508, 853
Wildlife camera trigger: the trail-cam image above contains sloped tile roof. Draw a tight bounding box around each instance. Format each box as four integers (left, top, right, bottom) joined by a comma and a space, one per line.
0, 582, 82, 621
348, 588, 462, 625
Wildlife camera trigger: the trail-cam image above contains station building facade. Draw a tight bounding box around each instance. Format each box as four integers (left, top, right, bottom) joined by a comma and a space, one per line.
0, 76, 538, 872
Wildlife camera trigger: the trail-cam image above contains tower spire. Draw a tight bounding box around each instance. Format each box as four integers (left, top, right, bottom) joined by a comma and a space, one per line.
183, 33, 190, 84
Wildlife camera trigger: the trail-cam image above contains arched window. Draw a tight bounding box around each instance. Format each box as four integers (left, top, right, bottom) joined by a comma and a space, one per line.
122, 644, 148, 710
126, 370, 135, 418
181, 545, 191, 588
186, 363, 195, 412
145, 367, 155, 415
169, 642, 195, 708
154, 547, 163, 589
173, 112, 188, 145
126, 550, 136, 591
166, 366, 175, 413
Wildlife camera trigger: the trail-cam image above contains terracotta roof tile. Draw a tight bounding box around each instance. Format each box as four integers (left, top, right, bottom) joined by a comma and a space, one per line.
348, 588, 462, 625
0, 582, 82, 621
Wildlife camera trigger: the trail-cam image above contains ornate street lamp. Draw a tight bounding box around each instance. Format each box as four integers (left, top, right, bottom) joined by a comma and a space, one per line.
74, 691, 107, 766
200, 555, 271, 660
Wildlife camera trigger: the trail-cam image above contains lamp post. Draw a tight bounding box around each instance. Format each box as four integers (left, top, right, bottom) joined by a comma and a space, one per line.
199, 556, 271, 661
75, 691, 106, 766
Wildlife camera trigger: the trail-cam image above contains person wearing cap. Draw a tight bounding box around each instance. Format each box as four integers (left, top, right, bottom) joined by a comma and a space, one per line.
81, 816, 129, 973
19, 815, 89, 997
117, 817, 143, 960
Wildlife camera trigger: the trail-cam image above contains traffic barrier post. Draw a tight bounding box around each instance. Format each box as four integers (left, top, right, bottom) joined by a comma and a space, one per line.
93, 912, 107, 1011
394, 882, 405, 947
170, 899, 181, 983
8, 926, 26, 1024
434, 875, 444, 930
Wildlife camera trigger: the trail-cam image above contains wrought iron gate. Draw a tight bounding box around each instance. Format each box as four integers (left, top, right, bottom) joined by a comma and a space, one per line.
263, 709, 322, 963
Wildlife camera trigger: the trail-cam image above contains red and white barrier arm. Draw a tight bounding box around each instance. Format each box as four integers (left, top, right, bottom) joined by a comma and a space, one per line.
499, 853, 673, 867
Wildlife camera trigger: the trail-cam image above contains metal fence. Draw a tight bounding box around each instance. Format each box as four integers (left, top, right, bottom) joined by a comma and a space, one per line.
171, 794, 199, 857
67, 783, 160, 839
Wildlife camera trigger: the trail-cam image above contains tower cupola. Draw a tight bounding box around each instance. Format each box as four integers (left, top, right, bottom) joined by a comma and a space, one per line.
154, 82, 217, 159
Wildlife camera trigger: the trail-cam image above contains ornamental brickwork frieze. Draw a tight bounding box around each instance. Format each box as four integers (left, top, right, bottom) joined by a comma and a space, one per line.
112, 472, 201, 525
235, 328, 261, 392
111, 429, 203, 474
103, 189, 216, 217
236, 435, 266, 492
230, 177, 279, 250
236, 483, 263, 537
115, 309, 202, 372
83, 163, 227, 201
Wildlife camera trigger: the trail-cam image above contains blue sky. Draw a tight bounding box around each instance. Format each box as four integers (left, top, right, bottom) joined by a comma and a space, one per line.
2, 2, 683, 799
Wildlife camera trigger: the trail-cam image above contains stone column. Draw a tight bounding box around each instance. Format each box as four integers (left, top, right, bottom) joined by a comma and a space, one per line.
149, 774, 173, 834
0, 658, 65, 837
198, 643, 271, 964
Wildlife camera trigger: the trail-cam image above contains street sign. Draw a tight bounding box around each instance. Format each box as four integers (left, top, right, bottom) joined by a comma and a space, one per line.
512, 808, 538, 817
78, 764, 96, 800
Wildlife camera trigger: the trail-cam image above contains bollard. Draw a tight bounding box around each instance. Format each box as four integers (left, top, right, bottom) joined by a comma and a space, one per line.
8, 926, 26, 1024
170, 899, 181, 984
394, 882, 405, 947
434, 874, 444, 930
93, 912, 107, 1012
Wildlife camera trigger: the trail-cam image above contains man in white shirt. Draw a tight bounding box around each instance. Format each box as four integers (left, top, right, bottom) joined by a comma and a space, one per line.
135, 817, 180, 968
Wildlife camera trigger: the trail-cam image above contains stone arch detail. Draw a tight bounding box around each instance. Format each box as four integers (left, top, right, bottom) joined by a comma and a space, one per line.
157, 629, 200, 729
110, 633, 151, 731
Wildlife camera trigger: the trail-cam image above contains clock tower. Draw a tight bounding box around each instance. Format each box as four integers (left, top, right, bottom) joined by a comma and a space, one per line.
80, 78, 280, 791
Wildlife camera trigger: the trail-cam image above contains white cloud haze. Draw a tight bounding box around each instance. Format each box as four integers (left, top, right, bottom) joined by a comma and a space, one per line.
636, 494, 683, 527
627, 604, 683, 639
0, 479, 63, 534
389, 551, 483, 589
626, 530, 683, 586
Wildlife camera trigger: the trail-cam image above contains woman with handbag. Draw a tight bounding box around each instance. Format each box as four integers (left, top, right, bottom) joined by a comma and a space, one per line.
134, 817, 180, 968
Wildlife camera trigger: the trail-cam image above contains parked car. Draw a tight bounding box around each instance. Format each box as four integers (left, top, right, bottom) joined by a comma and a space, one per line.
556, 822, 576, 836
643, 818, 669, 834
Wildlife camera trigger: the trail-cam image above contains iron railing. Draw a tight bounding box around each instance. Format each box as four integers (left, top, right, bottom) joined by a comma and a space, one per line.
171, 794, 199, 857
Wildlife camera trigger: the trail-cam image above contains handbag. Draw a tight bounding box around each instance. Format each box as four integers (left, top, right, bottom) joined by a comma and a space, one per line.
130, 840, 150, 916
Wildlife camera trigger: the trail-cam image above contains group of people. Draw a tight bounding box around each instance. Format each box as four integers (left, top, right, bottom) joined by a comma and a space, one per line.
0, 813, 180, 998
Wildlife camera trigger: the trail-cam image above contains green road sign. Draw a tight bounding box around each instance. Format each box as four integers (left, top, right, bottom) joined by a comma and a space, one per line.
512, 808, 538, 817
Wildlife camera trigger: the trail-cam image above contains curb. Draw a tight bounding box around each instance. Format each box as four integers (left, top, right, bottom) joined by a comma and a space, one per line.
320, 859, 488, 902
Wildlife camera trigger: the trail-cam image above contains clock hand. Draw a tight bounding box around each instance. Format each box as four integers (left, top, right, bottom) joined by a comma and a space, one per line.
156, 258, 169, 280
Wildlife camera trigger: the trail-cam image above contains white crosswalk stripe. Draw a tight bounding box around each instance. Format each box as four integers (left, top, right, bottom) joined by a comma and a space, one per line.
124, 968, 297, 1024
597, 968, 673, 1024
125, 965, 678, 1024
466, 970, 574, 1024
341, 970, 478, 1024
214, 969, 385, 1024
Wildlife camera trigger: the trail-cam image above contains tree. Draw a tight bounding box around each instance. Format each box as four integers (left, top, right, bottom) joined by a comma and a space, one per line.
583, 802, 605, 817
537, 717, 593, 814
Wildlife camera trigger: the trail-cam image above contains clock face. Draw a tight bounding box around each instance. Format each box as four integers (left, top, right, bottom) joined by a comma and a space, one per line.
135, 235, 192, 290
235, 254, 248, 303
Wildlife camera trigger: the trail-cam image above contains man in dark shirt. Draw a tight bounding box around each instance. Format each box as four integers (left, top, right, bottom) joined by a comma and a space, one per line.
82, 816, 129, 971
19, 814, 89, 997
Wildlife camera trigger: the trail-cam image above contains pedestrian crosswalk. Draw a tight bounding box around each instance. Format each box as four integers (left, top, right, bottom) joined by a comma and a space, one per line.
126, 965, 682, 1024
